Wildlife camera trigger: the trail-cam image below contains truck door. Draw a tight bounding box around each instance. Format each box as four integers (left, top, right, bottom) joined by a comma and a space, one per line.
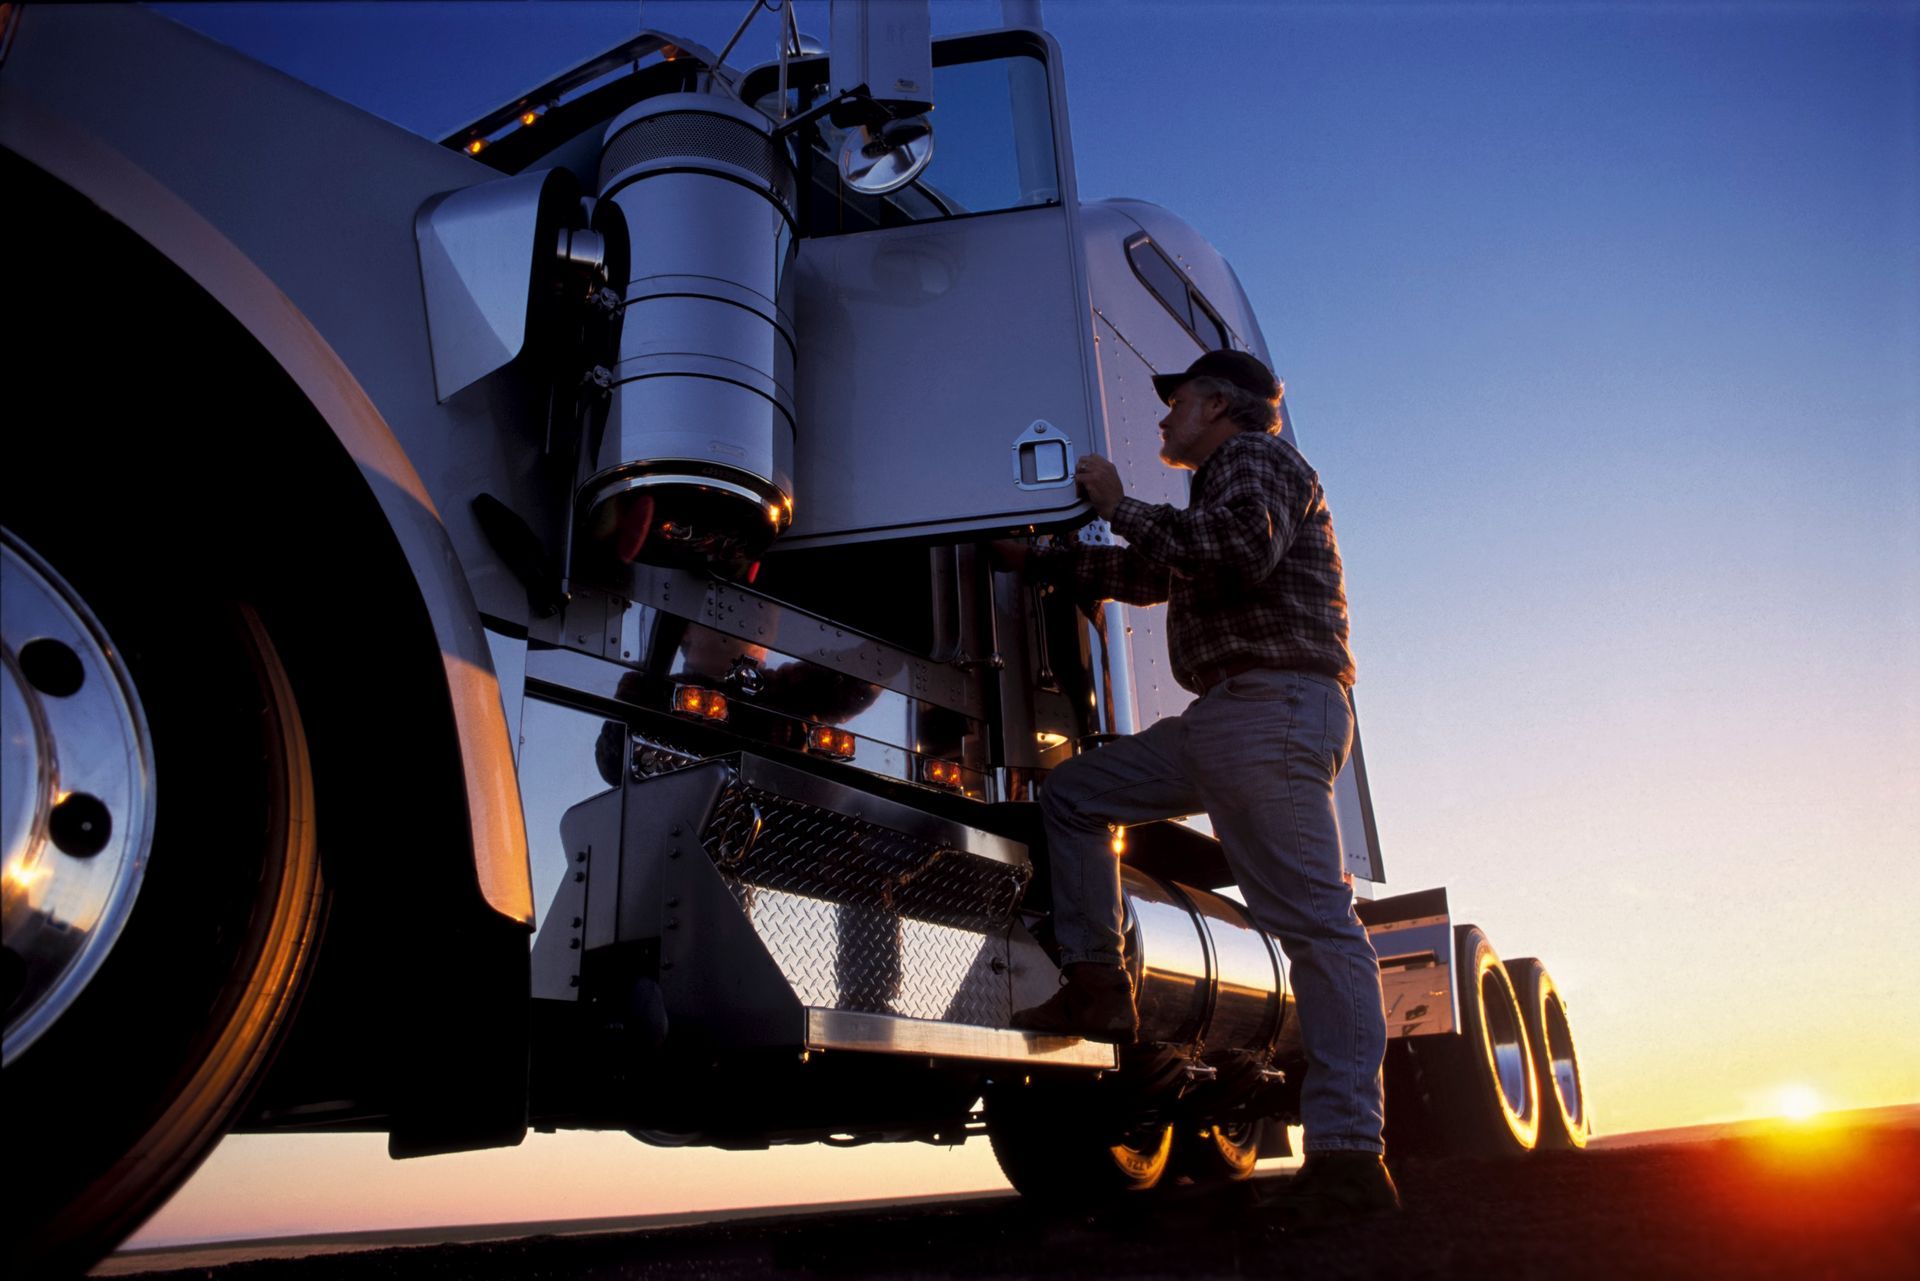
746, 31, 1100, 547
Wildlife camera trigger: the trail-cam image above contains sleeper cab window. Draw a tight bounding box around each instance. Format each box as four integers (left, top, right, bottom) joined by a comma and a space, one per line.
1125, 234, 1232, 353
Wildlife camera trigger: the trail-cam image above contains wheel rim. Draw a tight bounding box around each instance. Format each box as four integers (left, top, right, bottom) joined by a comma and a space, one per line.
1478, 962, 1537, 1140
1, 531, 156, 1067
18, 602, 322, 1270
1199, 1120, 1261, 1177
1107, 1123, 1173, 1185
1541, 988, 1585, 1135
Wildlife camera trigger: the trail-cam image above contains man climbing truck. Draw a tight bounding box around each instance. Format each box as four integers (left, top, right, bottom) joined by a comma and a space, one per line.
1011, 350, 1400, 1221
0, 2, 1589, 1273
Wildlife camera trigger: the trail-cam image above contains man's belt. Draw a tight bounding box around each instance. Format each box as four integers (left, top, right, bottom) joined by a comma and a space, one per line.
1192, 657, 1272, 694
1193, 657, 1342, 695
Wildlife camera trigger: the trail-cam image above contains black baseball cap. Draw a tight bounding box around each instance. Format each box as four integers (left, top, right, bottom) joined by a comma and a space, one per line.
1152, 350, 1280, 405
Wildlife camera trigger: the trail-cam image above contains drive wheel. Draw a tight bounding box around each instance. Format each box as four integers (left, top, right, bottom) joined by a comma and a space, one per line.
1507, 958, 1589, 1149
984, 1081, 1173, 1203
1389, 925, 1539, 1158
2, 530, 325, 1276
1170, 1119, 1262, 1183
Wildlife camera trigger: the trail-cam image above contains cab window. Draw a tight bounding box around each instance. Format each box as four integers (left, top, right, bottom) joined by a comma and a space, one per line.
1126, 234, 1233, 352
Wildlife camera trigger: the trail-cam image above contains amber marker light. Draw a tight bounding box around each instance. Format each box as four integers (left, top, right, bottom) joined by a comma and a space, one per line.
671, 685, 729, 722
464, 138, 486, 155
922, 759, 964, 790
807, 725, 857, 760
519, 109, 541, 127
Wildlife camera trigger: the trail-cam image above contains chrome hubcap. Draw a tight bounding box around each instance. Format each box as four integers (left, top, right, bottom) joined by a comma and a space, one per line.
1544, 992, 1584, 1130
1481, 967, 1534, 1128
1, 530, 156, 1066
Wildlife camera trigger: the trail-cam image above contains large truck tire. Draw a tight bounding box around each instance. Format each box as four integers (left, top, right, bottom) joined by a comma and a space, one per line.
1168, 1120, 1262, 1183
1507, 957, 1590, 1150
1384, 925, 1540, 1159
2, 532, 326, 1277
984, 1081, 1174, 1203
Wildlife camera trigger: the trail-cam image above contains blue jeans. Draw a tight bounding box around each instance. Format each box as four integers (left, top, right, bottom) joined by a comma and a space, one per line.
1038, 668, 1387, 1154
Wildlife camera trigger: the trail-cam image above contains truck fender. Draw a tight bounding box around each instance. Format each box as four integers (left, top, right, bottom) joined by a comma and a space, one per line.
0, 95, 534, 928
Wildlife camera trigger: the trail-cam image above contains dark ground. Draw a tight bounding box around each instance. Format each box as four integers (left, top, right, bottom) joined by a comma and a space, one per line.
109, 1119, 1920, 1280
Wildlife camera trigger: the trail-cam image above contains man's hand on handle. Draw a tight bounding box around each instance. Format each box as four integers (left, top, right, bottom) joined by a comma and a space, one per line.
1076, 454, 1123, 520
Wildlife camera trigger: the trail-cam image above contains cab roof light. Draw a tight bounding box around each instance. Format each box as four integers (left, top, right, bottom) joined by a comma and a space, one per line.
671, 685, 729, 722
807, 725, 857, 760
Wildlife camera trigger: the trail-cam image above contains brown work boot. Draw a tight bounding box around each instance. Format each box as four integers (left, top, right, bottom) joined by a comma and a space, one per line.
1260, 1151, 1401, 1228
1010, 962, 1138, 1042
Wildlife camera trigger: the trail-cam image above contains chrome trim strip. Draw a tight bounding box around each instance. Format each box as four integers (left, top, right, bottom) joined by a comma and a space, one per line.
731, 752, 1026, 868
611, 568, 984, 718
803, 1007, 1116, 1068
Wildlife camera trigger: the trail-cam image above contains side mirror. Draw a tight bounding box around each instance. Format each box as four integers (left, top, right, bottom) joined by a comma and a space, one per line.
839, 115, 934, 195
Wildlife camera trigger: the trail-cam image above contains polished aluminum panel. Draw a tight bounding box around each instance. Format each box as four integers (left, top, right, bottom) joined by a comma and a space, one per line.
804, 1007, 1115, 1068
1357, 888, 1457, 1039
515, 695, 639, 995
414, 166, 586, 402
734, 886, 1010, 1025
1122, 869, 1209, 1044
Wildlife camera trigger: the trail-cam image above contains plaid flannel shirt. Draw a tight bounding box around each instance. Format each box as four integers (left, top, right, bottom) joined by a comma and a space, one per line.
1046, 431, 1355, 691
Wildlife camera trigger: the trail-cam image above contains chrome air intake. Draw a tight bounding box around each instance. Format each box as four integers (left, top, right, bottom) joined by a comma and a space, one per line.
581, 94, 798, 571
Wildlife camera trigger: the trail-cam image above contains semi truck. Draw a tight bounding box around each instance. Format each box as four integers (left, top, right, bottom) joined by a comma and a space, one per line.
0, 2, 1591, 1271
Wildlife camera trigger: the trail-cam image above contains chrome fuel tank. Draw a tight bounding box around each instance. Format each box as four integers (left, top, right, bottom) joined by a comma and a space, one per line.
581, 93, 797, 570
1123, 866, 1290, 1055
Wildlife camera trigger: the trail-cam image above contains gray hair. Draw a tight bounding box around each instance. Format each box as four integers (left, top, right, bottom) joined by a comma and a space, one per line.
1188, 375, 1281, 435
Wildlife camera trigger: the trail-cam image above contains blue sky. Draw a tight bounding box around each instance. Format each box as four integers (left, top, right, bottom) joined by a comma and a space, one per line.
133, 0, 1917, 1244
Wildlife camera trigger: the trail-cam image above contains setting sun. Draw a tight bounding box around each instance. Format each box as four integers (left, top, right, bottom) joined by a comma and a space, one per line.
1777, 1085, 1824, 1122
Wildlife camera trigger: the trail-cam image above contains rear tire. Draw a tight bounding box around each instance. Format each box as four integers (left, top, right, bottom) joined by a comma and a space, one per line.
1169, 1120, 1262, 1183
3, 535, 325, 1276
1507, 958, 1589, 1150
1386, 925, 1539, 1158
984, 1080, 1173, 1204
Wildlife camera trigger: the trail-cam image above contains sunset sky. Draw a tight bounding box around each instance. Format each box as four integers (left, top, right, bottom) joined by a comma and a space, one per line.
125, 0, 1917, 1246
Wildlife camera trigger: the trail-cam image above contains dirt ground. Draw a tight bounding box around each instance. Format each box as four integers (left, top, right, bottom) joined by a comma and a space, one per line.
106, 1118, 1920, 1280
